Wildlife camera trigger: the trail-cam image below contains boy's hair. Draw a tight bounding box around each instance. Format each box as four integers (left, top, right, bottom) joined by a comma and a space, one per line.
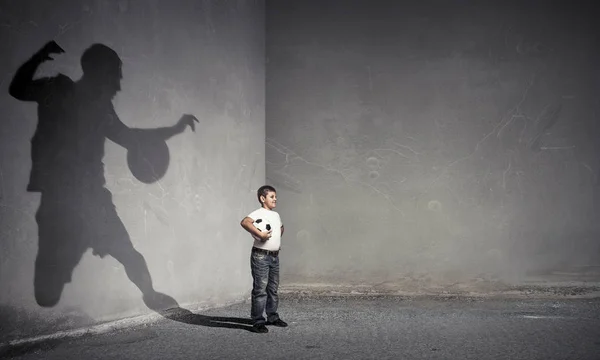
257, 185, 276, 204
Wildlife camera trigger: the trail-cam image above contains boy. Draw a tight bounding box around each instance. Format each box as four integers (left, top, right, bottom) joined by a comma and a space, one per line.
240, 185, 288, 333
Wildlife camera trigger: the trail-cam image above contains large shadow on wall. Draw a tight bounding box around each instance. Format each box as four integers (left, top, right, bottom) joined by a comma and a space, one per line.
8, 40, 199, 313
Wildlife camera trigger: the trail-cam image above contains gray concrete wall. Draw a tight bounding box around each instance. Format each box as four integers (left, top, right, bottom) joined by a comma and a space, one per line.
266, 1, 600, 286
0, 0, 264, 340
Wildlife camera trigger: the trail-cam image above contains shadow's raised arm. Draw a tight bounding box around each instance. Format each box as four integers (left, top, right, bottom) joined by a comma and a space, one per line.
8, 41, 65, 102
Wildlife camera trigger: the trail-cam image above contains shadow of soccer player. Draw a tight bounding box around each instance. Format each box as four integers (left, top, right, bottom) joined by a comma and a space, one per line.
8, 40, 198, 313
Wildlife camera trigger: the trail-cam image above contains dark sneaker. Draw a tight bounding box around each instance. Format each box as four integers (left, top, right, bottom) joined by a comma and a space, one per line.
267, 319, 288, 327
252, 324, 269, 333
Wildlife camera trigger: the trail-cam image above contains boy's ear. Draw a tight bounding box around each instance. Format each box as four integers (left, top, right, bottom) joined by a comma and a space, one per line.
259, 195, 265, 203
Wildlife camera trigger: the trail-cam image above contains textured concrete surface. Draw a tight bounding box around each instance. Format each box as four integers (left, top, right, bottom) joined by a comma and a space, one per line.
266, 0, 600, 284
2, 294, 600, 359
2, 0, 599, 347
0, 0, 264, 340
281, 265, 600, 298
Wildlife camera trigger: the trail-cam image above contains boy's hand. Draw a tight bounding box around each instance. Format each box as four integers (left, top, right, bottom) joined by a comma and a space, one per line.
259, 230, 272, 241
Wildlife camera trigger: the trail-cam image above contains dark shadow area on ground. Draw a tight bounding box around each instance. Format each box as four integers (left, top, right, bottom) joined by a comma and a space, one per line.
158, 307, 255, 331
0, 338, 63, 359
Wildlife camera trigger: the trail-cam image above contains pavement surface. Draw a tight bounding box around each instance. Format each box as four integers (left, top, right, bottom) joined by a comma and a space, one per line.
2, 294, 600, 360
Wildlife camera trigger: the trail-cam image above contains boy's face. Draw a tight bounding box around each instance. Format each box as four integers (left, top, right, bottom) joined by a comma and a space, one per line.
261, 191, 277, 210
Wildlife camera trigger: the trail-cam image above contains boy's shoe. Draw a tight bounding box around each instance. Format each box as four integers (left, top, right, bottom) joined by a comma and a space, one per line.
252, 324, 269, 333
267, 319, 288, 327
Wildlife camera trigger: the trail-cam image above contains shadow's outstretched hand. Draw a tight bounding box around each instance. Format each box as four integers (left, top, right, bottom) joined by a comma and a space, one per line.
176, 114, 199, 133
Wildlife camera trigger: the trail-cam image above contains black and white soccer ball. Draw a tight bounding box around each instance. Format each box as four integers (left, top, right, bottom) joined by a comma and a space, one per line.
252, 218, 272, 240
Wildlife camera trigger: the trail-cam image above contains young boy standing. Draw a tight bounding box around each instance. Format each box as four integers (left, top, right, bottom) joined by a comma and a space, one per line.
240, 185, 288, 333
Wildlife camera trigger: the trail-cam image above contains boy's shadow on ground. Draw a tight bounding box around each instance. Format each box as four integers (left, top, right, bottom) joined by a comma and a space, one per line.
145, 291, 254, 330
160, 306, 255, 331
148, 292, 253, 330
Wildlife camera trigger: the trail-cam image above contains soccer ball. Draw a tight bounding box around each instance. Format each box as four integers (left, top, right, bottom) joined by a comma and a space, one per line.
252, 218, 271, 240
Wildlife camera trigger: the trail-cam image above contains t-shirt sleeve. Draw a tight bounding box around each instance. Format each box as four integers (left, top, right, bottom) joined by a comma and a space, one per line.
246, 209, 261, 221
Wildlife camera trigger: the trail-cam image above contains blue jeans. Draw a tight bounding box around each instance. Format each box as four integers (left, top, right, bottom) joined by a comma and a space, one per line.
250, 249, 280, 325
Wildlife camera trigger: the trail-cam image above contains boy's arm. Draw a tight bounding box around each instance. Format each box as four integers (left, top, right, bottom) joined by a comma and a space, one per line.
240, 217, 271, 241
281, 224, 284, 236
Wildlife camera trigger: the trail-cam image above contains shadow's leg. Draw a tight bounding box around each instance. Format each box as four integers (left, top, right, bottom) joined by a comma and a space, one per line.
34, 194, 87, 307
96, 189, 178, 311
112, 244, 179, 311
34, 249, 83, 307
108, 238, 154, 295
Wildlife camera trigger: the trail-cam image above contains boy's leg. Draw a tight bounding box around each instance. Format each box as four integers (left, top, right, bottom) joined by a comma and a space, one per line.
266, 254, 287, 326
265, 254, 280, 322
250, 251, 270, 326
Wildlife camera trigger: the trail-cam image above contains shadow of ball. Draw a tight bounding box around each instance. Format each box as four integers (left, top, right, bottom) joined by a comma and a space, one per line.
127, 137, 170, 184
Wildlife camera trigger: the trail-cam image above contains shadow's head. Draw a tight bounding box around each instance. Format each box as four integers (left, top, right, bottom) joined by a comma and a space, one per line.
80, 44, 123, 98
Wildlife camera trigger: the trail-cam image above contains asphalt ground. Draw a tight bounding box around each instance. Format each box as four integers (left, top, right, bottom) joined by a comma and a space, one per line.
2, 294, 600, 360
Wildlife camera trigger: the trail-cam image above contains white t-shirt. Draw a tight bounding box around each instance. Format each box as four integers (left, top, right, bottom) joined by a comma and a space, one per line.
246, 207, 282, 251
